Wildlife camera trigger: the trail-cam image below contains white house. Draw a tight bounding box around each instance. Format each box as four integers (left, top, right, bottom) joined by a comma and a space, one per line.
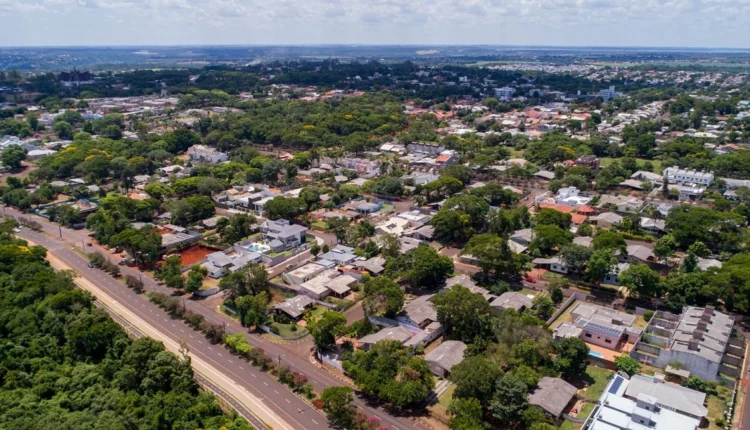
187, 144, 229, 164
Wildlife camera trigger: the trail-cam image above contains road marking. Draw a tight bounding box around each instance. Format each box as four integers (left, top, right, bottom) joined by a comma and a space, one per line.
189, 334, 194, 338
285, 399, 290, 404
251, 373, 256, 378
228, 359, 234, 363
180, 329, 184, 333
217, 352, 223, 357
239, 366, 244, 370
171, 324, 176, 327
274, 390, 279, 394
262, 381, 268, 386
311, 419, 318, 425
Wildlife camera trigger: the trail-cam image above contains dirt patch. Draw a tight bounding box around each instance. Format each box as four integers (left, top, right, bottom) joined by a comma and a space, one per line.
173, 244, 220, 266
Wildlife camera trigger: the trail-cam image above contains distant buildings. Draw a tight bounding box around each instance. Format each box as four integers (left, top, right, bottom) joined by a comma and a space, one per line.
599, 85, 622, 102
187, 144, 228, 164
663, 166, 714, 187
494, 86, 516, 101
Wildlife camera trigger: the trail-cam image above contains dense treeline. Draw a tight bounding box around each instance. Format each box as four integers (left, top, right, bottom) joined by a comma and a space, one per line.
0, 219, 251, 429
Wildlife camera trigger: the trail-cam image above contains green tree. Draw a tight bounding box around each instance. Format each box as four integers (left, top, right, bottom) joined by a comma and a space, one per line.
185, 264, 207, 294
536, 208, 572, 230
264, 196, 307, 220
433, 286, 493, 343
362, 276, 404, 318
53, 120, 74, 139
321, 386, 356, 428
614, 355, 642, 376
654, 234, 677, 259
559, 244, 593, 275
490, 374, 529, 424
619, 264, 662, 298
448, 398, 485, 430
531, 224, 571, 255
587, 248, 617, 283
554, 337, 589, 378
592, 230, 626, 251
450, 356, 502, 403
235, 292, 269, 328
463, 234, 520, 278
532, 295, 556, 320
0, 145, 26, 169
310, 311, 347, 349
387, 245, 454, 289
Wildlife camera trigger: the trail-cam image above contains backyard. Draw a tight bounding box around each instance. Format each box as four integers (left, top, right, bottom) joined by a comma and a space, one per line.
549, 299, 584, 329
577, 365, 615, 401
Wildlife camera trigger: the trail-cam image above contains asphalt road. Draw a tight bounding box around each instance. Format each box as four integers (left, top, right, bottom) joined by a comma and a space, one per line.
7, 208, 431, 430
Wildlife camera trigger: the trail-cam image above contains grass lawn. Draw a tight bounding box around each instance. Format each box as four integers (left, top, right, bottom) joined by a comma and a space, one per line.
706, 386, 732, 430
633, 314, 649, 329
270, 322, 308, 338
578, 403, 595, 420
559, 420, 578, 430
311, 221, 327, 230
520, 288, 541, 298
579, 365, 615, 401
438, 384, 456, 408
600, 157, 662, 172
549, 299, 583, 329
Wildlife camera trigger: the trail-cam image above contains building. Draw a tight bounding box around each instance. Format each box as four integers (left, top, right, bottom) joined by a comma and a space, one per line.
566, 303, 641, 350
591, 212, 624, 228
318, 245, 358, 266
586, 373, 707, 430
631, 306, 744, 383
528, 377, 577, 418
187, 144, 229, 164
599, 85, 622, 102
202, 250, 262, 279
575, 155, 600, 170
494, 87, 516, 101
284, 262, 328, 285
425, 340, 467, 377
357, 326, 415, 351
272, 295, 316, 321
663, 166, 714, 187
532, 256, 569, 274
399, 295, 439, 329
260, 219, 308, 251
510, 228, 534, 246
490, 291, 534, 314
556, 187, 593, 207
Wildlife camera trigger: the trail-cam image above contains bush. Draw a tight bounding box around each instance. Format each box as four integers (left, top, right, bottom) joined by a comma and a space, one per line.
716, 417, 726, 427
124, 275, 144, 293
270, 325, 280, 335
183, 311, 205, 330
682, 376, 719, 396
201, 322, 226, 344
643, 310, 654, 322
290, 325, 297, 332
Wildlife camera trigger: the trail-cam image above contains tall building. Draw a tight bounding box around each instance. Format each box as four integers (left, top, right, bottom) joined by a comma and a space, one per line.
494, 86, 516, 101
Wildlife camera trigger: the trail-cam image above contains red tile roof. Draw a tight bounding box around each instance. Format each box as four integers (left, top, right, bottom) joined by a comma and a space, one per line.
539, 203, 576, 214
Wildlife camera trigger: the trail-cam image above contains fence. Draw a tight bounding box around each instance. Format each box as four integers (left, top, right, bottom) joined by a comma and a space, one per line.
546, 292, 588, 326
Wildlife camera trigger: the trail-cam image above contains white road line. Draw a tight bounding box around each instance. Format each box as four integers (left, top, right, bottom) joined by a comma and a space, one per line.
285, 399, 290, 404
251, 373, 256, 378
312, 419, 319, 425
262, 381, 268, 386
217, 352, 223, 357
228, 359, 234, 363
189, 334, 194, 338
239, 366, 244, 370
274, 390, 279, 394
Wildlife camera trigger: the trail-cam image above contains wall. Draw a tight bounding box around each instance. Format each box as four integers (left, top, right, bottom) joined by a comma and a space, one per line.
581, 329, 621, 350
546, 292, 589, 326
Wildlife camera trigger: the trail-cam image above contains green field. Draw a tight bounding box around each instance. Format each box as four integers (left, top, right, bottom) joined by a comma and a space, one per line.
579, 365, 615, 401
599, 157, 662, 172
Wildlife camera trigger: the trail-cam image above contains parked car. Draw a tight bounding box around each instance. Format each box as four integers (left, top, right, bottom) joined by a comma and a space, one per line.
525, 276, 535, 283
88, 263, 93, 268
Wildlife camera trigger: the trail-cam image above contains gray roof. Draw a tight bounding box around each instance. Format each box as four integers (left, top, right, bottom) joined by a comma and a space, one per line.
403, 295, 437, 326
669, 306, 734, 364
424, 340, 467, 372
528, 377, 578, 417
624, 375, 707, 418
573, 236, 593, 248
491, 291, 534, 311
355, 257, 386, 274
534, 170, 556, 180
592, 212, 623, 224
359, 326, 413, 346
318, 245, 357, 265
553, 322, 583, 339
273, 295, 315, 319
627, 244, 655, 262
571, 303, 637, 327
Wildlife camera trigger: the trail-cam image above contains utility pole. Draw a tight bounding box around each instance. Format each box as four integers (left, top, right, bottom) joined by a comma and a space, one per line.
58, 224, 62, 238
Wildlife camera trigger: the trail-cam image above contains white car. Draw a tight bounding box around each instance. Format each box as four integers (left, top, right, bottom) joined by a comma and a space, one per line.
13, 228, 20, 233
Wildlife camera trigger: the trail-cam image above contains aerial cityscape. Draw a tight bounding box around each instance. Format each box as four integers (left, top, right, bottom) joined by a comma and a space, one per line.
2, 4, 750, 430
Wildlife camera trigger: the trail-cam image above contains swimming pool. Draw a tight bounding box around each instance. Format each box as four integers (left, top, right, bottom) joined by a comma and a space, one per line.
245, 242, 271, 253
588, 350, 604, 359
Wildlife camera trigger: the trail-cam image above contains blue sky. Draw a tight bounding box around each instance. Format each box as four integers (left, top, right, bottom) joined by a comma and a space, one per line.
1, 0, 749, 48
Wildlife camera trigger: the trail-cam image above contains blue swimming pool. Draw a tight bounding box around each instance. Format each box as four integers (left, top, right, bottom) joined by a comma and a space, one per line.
589, 350, 604, 359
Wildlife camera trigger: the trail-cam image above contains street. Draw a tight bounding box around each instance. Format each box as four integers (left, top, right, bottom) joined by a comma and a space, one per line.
6, 207, 430, 430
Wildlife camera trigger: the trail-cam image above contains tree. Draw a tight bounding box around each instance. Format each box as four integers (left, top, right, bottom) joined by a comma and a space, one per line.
450, 356, 502, 403
185, 264, 207, 294
463, 234, 520, 278
432, 210, 474, 243
532, 295, 556, 320
53, 120, 74, 139
448, 398, 485, 430
535, 208, 572, 230
235, 292, 269, 328
587, 248, 617, 283
0, 145, 25, 169
688, 241, 711, 258
388, 245, 454, 288
531, 224, 571, 255
264, 196, 307, 220
342, 340, 434, 407
490, 374, 529, 424
548, 283, 564, 304
310, 243, 321, 257
433, 286, 493, 343
379, 233, 401, 258
559, 244, 593, 275
619, 264, 662, 298
592, 230, 626, 251
554, 337, 589, 379
362, 276, 404, 318
321, 386, 356, 428
310, 311, 347, 350
219, 263, 268, 299
654, 234, 677, 259
614, 355, 642, 376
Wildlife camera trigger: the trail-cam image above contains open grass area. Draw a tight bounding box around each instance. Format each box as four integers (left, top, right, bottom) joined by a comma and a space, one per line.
579, 365, 615, 401
549, 299, 583, 329
311, 221, 327, 230
599, 157, 662, 172
633, 314, 649, 329
578, 403, 595, 420
559, 419, 579, 430
269, 322, 308, 339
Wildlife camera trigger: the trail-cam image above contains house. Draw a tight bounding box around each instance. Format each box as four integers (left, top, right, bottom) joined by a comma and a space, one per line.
588, 373, 707, 430
187, 144, 229, 164
284, 262, 328, 285
490, 291, 534, 314
272, 295, 316, 321
406, 224, 435, 241
663, 166, 714, 187
591, 212, 623, 228
375, 216, 411, 236
573, 236, 593, 248
354, 256, 386, 276
533, 170, 556, 181
556, 187, 592, 207
299, 269, 339, 300
532, 256, 568, 274
425, 341, 467, 377
621, 244, 657, 264
159, 165, 183, 176
631, 306, 742, 382
434, 150, 458, 167
603, 262, 630, 286
202, 250, 262, 278
641, 217, 666, 235
575, 155, 600, 170
400, 295, 439, 329
26, 149, 56, 160
570, 303, 641, 350
510, 228, 534, 246
528, 377, 577, 418
358, 326, 414, 351
260, 219, 308, 251
318, 245, 358, 266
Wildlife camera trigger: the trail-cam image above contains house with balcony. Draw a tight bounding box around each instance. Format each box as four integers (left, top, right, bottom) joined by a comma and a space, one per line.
260, 219, 308, 252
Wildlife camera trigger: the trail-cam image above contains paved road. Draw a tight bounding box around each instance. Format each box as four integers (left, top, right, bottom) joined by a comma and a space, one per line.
6, 208, 430, 430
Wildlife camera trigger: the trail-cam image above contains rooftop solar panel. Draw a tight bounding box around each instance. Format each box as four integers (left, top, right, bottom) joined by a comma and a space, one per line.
609, 375, 624, 394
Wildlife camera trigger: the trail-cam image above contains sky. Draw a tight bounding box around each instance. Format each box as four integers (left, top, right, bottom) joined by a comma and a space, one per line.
1, 0, 750, 48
